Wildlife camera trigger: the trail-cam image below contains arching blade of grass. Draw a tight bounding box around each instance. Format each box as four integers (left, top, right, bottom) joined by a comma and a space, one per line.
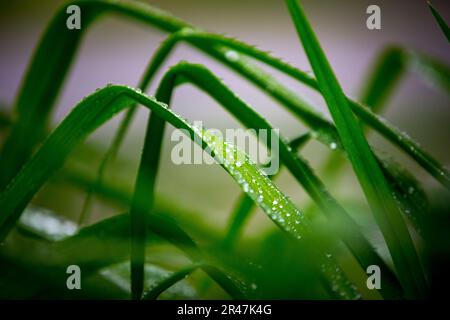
0, 0, 190, 189
0, 85, 343, 298
428, 2, 450, 43
408, 51, 450, 93
360, 46, 450, 112
286, 0, 428, 298
78, 23, 181, 226
381, 158, 429, 235
142, 263, 201, 300
360, 47, 406, 112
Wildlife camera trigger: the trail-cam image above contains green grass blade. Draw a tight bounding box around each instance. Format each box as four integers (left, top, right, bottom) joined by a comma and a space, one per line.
142, 264, 201, 300
286, 0, 427, 298
360, 47, 406, 112
381, 157, 429, 234
428, 2, 450, 43
0, 0, 189, 189
408, 51, 450, 93
78, 27, 181, 226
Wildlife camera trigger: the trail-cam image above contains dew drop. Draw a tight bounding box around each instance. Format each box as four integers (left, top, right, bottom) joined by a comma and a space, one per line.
330, 142, 337, 150
225, 50, 239, 62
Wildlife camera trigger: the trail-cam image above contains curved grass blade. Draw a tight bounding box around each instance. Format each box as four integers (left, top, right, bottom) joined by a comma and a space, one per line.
0, 0, 190, 189
78, 24, 180, 226
142, 263, 201, 300
380, 157, 429, 235
408, 51, 450, 93
360, 47, 406, 112
286, 0, 427, 298
428, 2, 450, 43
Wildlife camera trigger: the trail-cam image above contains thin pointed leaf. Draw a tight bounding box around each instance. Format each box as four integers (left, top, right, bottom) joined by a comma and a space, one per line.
428, 2, 450, 43
285, 0, 427, 298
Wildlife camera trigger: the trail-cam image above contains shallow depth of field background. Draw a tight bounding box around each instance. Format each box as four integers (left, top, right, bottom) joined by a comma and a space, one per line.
0, 0, 449, 241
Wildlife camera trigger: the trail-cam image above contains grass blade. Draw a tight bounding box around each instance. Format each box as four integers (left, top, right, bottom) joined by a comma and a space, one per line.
0, 0, 189, 189
360, 47, 406, 112
285, 0, 427, 298
142, 264, 201, 300
428, 2, 450, 43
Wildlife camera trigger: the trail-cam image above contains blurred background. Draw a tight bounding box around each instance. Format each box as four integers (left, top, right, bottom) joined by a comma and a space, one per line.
0, 0, 449, 241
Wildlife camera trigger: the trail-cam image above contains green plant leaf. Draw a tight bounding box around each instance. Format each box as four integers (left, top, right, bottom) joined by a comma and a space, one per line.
360, 47, 406, 112
285, 0, 427, 298
428, 2, 450, 43
142, 263, 201, 300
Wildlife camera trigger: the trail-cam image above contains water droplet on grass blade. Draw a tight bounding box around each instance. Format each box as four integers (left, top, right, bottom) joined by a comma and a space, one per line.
225, 50, 239, 62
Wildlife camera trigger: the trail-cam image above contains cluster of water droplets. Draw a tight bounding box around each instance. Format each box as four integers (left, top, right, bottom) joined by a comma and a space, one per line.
201, 130, 309, 240
320, 253, 361, 300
